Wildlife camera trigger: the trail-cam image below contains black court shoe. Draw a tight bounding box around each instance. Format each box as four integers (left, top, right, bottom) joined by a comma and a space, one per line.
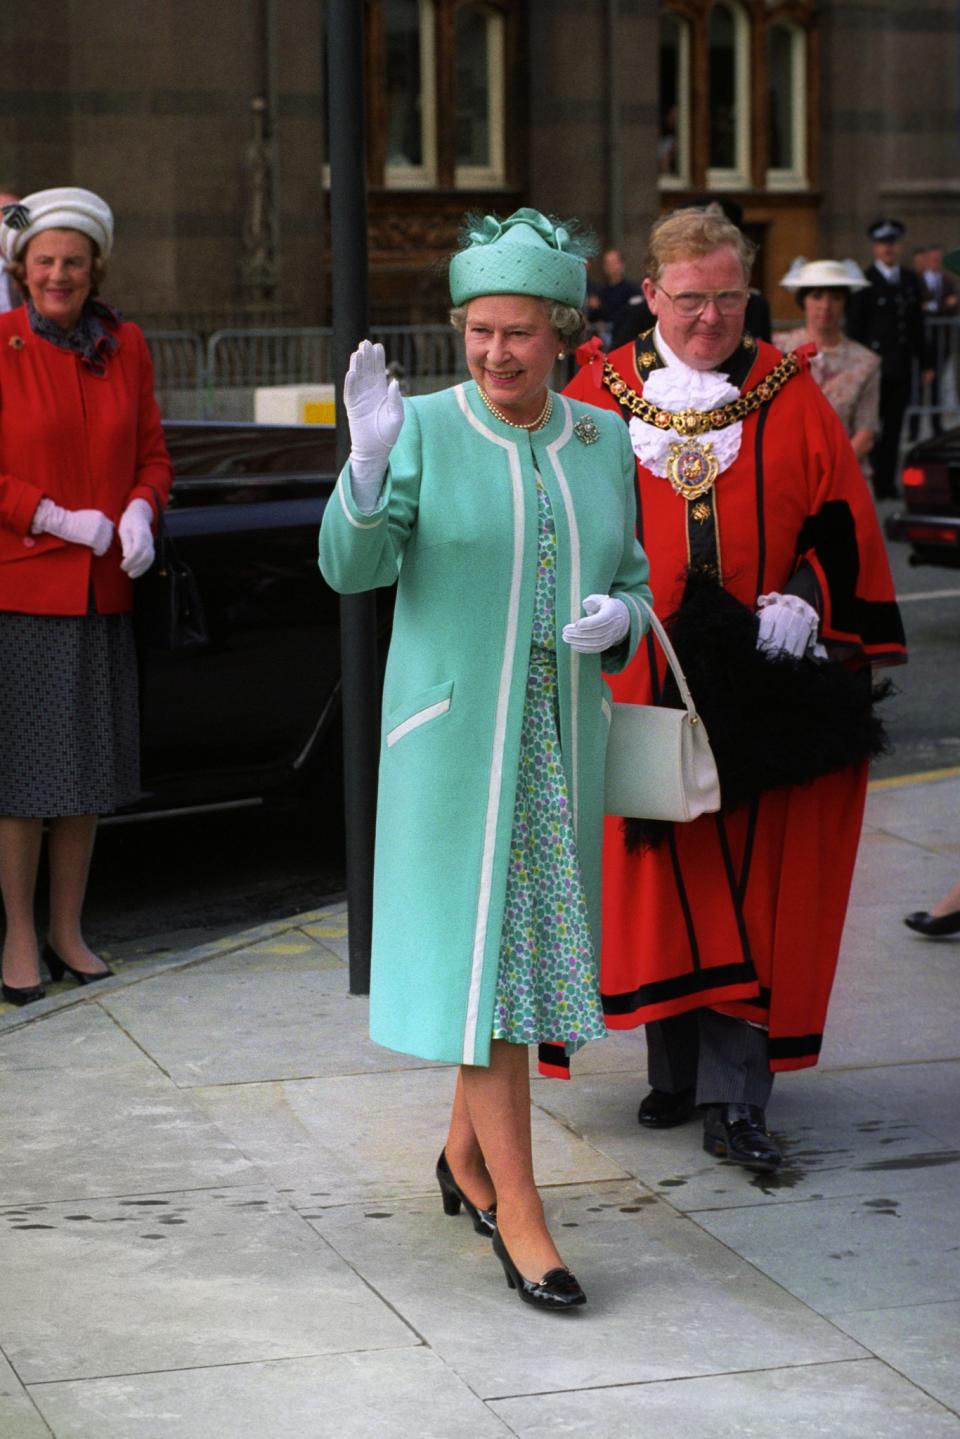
492, 1229, 586, 1311
2, 979, 46, 1007
702, 1103, 782, 1172
436, 1150, 497, 1238
43, 944, 113, 986
904, 910, 960, 937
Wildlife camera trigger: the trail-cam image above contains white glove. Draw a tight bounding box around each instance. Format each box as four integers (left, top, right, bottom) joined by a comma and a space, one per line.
118, 497, 156, 578
562, 594, 630, 653
31, 498, 114, 556
756, 591, 819, 658
344, 340, 404, 512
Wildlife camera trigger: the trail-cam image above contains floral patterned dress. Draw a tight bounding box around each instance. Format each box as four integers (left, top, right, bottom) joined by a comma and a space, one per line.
492, 473, 607, 1068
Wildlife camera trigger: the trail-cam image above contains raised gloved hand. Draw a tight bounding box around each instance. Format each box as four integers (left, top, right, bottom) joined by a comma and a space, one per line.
562, 594, 630, 653
344, 339, 404, 512
31, 498, 114, 556
118, 497, 156, 578
756, 591, 819, 658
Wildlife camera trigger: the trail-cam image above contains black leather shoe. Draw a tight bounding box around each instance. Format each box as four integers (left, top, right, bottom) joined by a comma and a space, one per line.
637, 1086, 697, 1129
43, 943, 113, 986
2, 979, 46, 1007
436, 1150, 496, 1238
702, 1104, 782, 1171
904, 910, 960, 937
492, 1229, 586, 1310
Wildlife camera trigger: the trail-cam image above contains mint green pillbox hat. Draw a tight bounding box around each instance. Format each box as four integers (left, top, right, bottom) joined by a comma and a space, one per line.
449, 207, 590, 309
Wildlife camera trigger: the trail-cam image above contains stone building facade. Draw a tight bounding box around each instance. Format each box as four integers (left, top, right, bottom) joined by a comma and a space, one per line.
0, 0, 956, 331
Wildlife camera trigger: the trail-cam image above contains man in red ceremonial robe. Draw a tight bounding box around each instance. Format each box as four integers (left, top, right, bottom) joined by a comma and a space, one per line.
564, 207, 906, 1171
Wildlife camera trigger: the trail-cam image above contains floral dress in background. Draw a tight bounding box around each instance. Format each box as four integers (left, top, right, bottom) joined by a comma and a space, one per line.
492, 473, 607, 1068
774, 327, 881, 479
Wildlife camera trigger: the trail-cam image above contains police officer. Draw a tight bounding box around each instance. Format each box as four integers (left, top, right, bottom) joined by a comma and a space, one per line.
846, 219, 933, 499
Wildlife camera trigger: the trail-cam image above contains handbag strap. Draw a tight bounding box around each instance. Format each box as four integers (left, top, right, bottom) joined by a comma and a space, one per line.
636, 596, 701, 723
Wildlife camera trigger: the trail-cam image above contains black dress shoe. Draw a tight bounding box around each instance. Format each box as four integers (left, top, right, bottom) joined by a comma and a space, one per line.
42, 943, 113, 986
436, 1150, 497, 1238
904, 910, 960, 937
492, 1229, 586, 1311
2, 979, 46, 1007
637, 1086, 697, 1129
702, 1104, 782, 1171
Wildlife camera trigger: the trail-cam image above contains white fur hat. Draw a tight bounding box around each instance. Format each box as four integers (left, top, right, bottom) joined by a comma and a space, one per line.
780, 257, 869, 291
0, 187, 114, 263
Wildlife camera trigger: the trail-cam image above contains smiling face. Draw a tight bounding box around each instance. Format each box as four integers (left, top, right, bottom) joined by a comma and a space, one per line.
24, 228, 94, 331
463, 294, 560, 424
642, 244, 748, 371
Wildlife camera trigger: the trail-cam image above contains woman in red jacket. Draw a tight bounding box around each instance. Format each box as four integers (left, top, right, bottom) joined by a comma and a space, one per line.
0, 187, 172, 1006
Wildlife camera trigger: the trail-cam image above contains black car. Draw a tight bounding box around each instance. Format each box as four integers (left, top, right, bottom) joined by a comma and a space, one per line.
886, 425, 960, 567
120, 420, 387, 822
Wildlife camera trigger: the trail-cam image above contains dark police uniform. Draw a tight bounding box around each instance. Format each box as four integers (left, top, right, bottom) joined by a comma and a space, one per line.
846, 260, 929, 498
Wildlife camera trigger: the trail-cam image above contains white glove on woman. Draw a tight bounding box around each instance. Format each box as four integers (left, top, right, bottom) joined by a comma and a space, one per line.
344, 339, 404, 512
562, 594, 630, 653
756, 591, 819, 658
31, 498, 114, 556
118, 497, 156, 578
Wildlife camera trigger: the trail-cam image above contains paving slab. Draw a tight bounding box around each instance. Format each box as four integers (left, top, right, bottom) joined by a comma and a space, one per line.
307, 1180, 865, 1399
30, 1348, 512, 1439
0, 1187, 414, 1384
833, 1301, 960, 1414
0, 1038, 254, 1206
0, 1350, 50, 1439
695, 1182, 960, 1315
99, 949, 429, 1087
0, 1005, 160, 1079
192, 1065, 627, 1204
489, 1358, 960, 1437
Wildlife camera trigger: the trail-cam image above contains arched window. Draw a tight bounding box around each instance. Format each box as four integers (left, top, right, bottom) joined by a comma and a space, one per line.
658, 13, 690, 188
384, 0, 437, 188
455, 3, 506, 187
767, 20, 807, 188
707, 1, 750, 187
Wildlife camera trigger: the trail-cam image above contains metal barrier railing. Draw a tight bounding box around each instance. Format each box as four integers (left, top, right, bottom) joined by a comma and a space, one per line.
137, 324, 470, 419
144, 330, 207, 419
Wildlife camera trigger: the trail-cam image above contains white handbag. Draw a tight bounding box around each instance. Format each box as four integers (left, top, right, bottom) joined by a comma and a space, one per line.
604, 597, 721, 822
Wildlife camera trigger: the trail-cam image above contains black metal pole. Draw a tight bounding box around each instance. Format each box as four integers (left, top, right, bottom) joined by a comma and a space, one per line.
327, 0, 378, 994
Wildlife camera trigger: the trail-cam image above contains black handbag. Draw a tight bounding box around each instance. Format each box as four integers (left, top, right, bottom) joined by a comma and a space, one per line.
134, 503, 210, 652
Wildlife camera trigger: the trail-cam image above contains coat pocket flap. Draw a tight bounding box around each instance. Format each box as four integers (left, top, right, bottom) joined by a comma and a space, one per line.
385, 679, 454, 749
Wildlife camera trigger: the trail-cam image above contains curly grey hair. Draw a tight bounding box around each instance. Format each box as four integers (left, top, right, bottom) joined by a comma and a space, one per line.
449, 298, 587, 349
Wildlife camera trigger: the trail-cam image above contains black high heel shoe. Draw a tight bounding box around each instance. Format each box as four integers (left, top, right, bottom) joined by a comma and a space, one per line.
43, 943, 113, 987
904, 909, 960, 936
436, 1150, 497, 1238
1, 978, 46, 1007
491, 1229, 587, 1310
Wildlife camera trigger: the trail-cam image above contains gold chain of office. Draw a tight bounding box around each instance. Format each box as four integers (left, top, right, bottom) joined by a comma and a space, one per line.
601, 352, 802, 438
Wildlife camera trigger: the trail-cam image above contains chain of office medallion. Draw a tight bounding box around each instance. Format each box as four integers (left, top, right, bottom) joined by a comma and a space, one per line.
601, 352, 802, 437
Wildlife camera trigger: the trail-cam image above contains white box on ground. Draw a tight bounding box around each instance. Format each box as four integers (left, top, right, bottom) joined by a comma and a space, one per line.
254, 384, 336, 425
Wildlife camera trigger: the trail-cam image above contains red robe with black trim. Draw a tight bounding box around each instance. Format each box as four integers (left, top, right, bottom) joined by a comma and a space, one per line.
564, 336, 906, 1072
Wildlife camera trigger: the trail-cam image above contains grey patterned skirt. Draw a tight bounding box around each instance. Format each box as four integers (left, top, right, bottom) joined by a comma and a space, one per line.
0, 610, 141, 817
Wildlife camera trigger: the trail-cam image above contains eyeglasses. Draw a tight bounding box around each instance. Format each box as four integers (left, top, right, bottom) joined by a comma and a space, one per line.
656, 286, 749, 317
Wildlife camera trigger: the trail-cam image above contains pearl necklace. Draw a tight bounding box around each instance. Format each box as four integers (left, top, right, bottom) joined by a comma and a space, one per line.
478, 385, 553, 431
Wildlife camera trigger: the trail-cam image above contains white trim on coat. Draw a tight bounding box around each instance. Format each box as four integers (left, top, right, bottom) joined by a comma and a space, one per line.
545, 396, 582, 832
455, 384, 525, 1065
336, 473, 386, 529
385, 697, 452, 748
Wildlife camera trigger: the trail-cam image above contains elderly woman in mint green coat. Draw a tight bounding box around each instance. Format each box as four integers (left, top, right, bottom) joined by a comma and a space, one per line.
320, 209, 652, 1312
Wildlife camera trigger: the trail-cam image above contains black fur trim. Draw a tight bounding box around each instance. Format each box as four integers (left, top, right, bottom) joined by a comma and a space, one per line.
625, 571, 891, 851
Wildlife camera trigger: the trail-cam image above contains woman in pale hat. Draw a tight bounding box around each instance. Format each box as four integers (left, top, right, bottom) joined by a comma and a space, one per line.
0, 187, 172, 1006
320, 208, 652, 1310
774, 258, 881, 475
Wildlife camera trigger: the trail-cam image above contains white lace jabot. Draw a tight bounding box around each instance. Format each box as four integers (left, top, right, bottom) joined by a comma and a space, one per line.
628, 326, 744, 480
